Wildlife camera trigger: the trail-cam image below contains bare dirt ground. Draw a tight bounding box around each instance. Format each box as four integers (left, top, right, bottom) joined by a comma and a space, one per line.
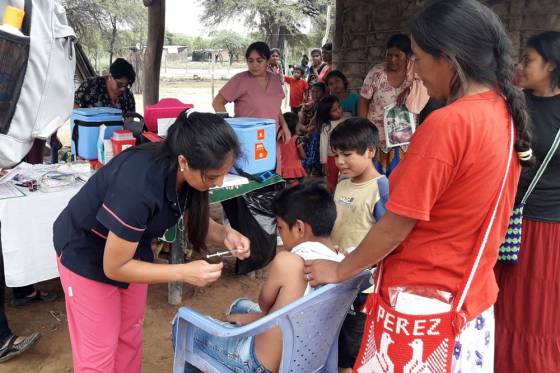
1, 256, 266, 373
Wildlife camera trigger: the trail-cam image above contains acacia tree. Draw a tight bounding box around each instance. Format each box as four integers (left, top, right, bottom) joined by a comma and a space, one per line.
199, 0, 331, 50
62, 0, 146, 66
209, 31, 250, 65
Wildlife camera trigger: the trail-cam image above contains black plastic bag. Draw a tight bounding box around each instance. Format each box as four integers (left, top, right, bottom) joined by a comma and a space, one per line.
221, 183, 283, 274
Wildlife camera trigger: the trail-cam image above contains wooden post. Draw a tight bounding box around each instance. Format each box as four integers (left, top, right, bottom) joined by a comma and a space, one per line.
143, 0, 166, 107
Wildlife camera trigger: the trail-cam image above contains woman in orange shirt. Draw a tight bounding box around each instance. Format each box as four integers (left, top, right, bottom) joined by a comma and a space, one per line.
305, 0, 533, 371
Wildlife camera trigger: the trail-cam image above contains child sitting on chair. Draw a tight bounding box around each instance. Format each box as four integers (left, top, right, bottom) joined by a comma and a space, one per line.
177, 181, 344, 372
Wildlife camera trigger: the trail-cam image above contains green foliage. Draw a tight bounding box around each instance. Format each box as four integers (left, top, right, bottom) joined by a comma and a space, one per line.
165, 31, 193, 47
192, 36, 210, 51
198, 0, 333, 51
163, 30, 249, 63
62, 0, 147, 68
209, 31, 250, 64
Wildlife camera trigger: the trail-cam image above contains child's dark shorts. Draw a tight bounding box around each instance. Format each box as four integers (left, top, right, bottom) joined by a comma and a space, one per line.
338, 292, 367, 368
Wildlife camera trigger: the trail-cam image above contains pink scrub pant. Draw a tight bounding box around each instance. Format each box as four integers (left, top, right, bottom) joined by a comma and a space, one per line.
57, 259, 148, 373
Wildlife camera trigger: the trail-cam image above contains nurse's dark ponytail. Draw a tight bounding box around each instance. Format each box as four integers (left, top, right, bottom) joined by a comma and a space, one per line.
411, 0, 534, 167
140, 111, 240, 251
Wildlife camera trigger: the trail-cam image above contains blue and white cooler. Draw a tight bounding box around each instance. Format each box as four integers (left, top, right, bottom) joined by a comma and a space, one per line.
70, 107, 123, 160
225, 117, 276, 174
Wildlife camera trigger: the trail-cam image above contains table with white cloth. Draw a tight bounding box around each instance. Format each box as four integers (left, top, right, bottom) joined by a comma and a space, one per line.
0, 174, 284, 290
0, 185, 82, 287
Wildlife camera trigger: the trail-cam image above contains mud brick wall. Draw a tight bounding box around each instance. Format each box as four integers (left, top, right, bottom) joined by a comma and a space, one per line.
334, 0, 560, 91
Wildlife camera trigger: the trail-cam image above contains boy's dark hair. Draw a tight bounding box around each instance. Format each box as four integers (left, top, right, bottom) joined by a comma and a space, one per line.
283, 112, 299, 135
110, 58, 136, 85
245, 42, 271, 60
311, 48, 322, 56
330, 117, 379, 154
311, 82, 326, 93
324, 70, 349, 89
272, 181, 336, 237
292, 65, 304, 74
322, 42, 333, 51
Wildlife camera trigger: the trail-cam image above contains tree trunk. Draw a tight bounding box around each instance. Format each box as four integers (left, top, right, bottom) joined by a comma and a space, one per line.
109, 18, 117, 66
269, 23, 281, 49
143, 0, 166, 107
334, 0, 344, 68
322, 4, 332, 46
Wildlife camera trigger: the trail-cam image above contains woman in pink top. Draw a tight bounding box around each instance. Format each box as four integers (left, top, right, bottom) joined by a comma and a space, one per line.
213, 42, 291, 171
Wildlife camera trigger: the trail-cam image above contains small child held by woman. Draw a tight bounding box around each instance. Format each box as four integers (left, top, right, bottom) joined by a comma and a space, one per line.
279, 112, 306, 186
301, 82, 327, 176
316, 94, 350, 192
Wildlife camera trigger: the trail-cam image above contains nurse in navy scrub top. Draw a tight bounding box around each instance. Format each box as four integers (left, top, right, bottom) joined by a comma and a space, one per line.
53, 112, 250, 373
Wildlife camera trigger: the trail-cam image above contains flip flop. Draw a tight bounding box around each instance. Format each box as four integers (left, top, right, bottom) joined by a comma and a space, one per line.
11, 291, 57, 307
0, 332, 41, 363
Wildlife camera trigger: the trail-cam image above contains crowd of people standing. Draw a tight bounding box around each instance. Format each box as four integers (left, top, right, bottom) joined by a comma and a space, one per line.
252, 3, 560, 371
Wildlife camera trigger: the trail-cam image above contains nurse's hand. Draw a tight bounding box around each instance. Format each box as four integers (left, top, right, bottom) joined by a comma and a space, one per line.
180, 260, 223, 287
224, 228, 251, 260
303, 259, 341, 287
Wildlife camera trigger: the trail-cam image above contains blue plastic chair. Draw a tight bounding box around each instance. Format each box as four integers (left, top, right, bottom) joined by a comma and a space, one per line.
172, 271, 371, 373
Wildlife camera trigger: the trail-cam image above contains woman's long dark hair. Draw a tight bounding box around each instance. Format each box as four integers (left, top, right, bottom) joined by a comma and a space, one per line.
527, 31, 560, 90
138, 112, 240, 251
411, 0, 534, 167
315, 94, 340, 133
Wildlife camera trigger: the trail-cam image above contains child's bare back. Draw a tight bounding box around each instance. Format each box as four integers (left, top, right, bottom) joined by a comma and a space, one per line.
184, 182, 341, 373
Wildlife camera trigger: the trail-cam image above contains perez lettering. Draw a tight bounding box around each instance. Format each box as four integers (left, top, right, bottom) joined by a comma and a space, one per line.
377, 306, 442, 336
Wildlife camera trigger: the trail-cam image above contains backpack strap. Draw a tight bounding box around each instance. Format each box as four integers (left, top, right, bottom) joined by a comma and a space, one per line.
520, 128, 560, 204
373, 175, 389, 221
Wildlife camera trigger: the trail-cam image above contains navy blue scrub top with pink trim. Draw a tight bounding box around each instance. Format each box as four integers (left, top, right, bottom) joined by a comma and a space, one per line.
53, 149, 190, 288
